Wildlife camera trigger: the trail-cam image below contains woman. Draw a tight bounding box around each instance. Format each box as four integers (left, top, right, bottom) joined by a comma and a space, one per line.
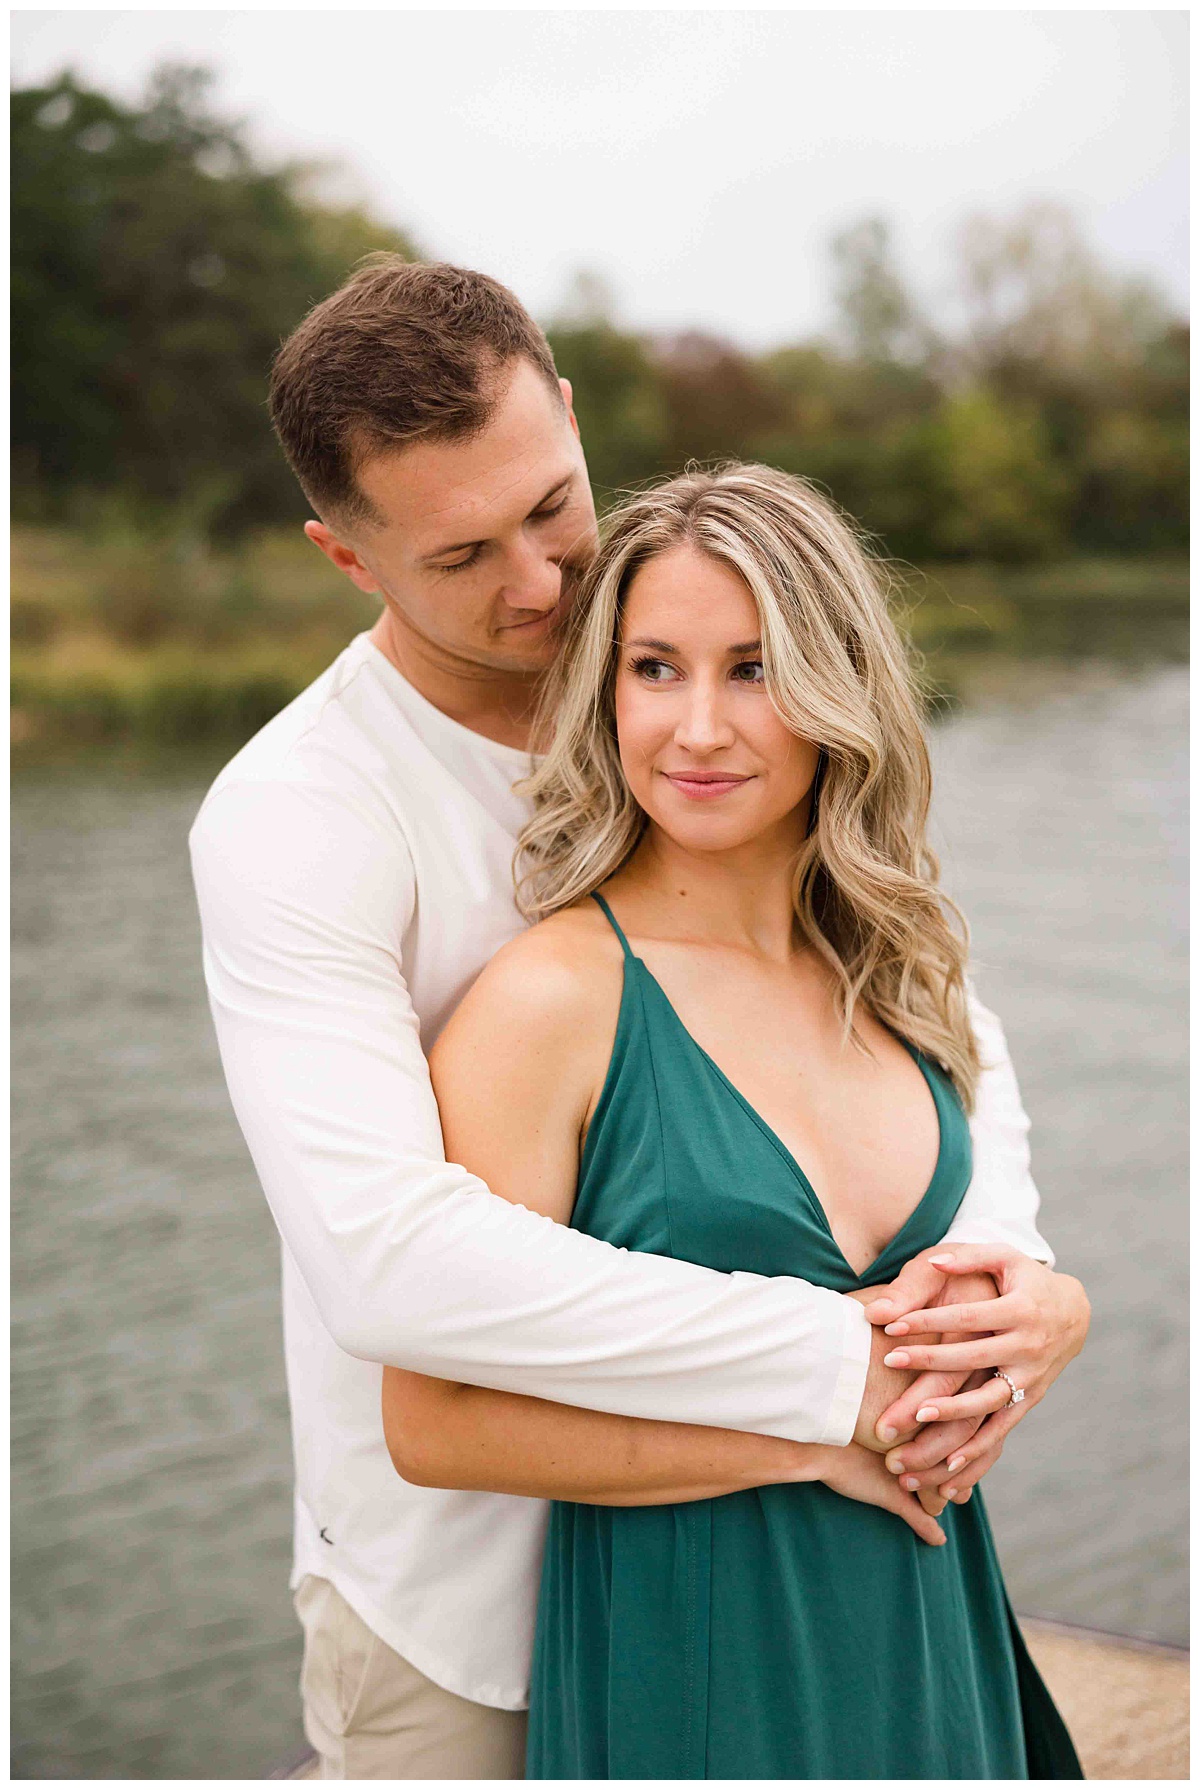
383, 465, 1086, 1778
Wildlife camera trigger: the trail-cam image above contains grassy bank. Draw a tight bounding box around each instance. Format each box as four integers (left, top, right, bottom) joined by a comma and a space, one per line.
11, 527, 1188, 762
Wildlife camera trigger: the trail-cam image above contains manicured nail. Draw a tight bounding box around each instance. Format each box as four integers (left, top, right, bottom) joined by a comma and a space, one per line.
883, 1350, 909, 1367
915, 1405, 939, 1423
901, 1475, 920, 1490
947, 1453, 966, 1473
884, 1321, 909, 1335
927, 1254, 954, 1265
877, 1425, 898, 1443
867, 1298, 893, 1312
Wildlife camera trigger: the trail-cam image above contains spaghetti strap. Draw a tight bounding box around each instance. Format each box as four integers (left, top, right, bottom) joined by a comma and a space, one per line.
591, 892, 635, 961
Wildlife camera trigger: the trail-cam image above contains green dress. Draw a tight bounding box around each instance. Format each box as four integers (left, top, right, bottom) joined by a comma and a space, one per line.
525, 895, 1083, 1780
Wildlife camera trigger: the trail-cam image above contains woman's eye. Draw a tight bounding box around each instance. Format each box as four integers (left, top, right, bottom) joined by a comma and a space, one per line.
631, 656, 678, 683
732, 661, 765, 684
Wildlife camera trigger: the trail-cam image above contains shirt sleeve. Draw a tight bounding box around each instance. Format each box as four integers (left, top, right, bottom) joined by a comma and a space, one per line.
189, 774, 870, 1448
939, 983, 1055, 1266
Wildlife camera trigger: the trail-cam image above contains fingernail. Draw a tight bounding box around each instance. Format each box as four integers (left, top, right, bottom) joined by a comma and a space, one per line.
943, 1486, 957, 1498
877, 1425, 898, 1443
947, 1454, 966, 1472
867, 1298, 893, 1312
915, 1405, 939, 1423
955, 1490, 972, 1503
901, 1475, 920, 1490
928, 1254, 954, 1266
883, 1321, 909, 1335
887, 1456, 904, 1473
883, 1350, 909, 1367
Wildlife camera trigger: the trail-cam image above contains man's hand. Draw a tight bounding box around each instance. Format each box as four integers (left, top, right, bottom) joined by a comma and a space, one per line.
807, 1440, 948, 1547
842, 1285, 931, 1454
860, 1244, 1090, 1494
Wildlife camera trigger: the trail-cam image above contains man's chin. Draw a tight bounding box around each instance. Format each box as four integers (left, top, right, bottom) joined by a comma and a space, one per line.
492, 621, 567, 672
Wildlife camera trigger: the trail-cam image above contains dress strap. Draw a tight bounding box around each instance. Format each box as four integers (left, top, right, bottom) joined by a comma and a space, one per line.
591, 892, 636, 961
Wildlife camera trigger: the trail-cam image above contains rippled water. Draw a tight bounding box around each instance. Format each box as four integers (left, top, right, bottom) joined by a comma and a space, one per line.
11, 661, 1187, 1778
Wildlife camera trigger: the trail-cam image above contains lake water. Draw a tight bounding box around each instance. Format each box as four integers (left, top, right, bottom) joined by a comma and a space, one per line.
11, 660, 1187, 1778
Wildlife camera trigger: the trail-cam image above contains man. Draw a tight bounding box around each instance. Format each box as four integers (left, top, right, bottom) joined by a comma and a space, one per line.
189, 259, 1084, 1778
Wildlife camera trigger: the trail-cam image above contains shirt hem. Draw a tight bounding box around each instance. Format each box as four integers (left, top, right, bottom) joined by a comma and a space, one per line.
289, 1551, 531, 1713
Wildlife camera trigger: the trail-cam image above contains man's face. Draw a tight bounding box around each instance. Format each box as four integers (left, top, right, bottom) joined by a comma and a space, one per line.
307, 359, 599, 675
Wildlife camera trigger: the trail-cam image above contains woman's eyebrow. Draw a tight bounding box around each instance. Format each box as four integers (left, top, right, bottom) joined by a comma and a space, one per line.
421, 477, 573, 564
623, 638, 762, 654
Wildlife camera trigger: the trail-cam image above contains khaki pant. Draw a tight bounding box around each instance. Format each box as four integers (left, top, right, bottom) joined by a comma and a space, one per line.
293, 1575, 528, 1780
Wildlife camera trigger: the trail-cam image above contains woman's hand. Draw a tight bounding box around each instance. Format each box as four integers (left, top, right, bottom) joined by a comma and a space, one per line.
861, 1244, 1091, 1486
809, 1441, 948, 1547
865, 1268, 1000, 1507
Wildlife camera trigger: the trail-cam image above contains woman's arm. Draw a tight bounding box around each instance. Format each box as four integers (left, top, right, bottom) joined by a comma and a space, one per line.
381, 917, 943, 1537
382, 1369, 820, 1505
380, 1372, 945, 1543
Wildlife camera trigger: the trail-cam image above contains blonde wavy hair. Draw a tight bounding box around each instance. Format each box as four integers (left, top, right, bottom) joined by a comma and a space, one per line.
517, 463, 981, 1108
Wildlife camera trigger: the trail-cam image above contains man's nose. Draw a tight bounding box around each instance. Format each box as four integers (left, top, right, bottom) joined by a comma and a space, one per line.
503, 536, 562, 615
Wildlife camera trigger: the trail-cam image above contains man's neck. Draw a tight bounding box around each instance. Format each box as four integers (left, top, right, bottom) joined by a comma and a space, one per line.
368, 612, 541, 753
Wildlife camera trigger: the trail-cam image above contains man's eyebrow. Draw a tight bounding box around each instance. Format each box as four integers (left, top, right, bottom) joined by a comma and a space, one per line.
623, 637, 763, 654
420, 476, 573, 564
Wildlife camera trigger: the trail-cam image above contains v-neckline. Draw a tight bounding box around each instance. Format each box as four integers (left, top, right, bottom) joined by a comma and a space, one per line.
631, 955, 949, 1285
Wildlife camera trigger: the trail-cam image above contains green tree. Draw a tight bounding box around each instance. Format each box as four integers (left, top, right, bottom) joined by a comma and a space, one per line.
12, 65, 419, 533
915, 387, 1067, 562
547, 321, 671, 500
831, 217, 929, 366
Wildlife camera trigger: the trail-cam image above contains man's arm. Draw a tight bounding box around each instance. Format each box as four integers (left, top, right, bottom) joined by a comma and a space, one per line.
941, 985, 1054, 1264
861, 991, 1088, 1487
189, 773, 871, 1446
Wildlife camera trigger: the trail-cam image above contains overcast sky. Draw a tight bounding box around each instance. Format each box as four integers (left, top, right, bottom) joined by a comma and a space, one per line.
11, 8, 1189, 347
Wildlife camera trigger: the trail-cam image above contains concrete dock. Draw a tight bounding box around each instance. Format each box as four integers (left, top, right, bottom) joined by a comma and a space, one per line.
1019, 1616, 1188, 1781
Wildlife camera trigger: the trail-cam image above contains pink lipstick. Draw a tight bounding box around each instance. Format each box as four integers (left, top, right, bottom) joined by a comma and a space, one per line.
661, 772, 753, 800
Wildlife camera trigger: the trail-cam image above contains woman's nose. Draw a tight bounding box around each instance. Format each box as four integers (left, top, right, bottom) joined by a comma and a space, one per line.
674, 682, 736, 753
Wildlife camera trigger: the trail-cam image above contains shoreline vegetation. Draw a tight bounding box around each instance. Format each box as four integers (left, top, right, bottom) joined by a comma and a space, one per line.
13, 68, 1187, 768
11, 525, 1188, 765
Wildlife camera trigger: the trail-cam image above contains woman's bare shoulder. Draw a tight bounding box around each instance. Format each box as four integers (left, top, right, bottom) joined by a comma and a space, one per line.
433, 902, 624, 1058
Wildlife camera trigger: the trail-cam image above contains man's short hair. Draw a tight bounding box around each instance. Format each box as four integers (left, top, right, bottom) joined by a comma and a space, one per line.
268, 258, 561, 528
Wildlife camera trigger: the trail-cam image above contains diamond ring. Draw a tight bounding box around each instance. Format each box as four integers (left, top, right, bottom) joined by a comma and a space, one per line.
993, 1369, 1025, 1407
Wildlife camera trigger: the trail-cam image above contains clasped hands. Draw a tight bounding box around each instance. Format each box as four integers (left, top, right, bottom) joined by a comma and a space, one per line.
839, 1243, 1090, 1526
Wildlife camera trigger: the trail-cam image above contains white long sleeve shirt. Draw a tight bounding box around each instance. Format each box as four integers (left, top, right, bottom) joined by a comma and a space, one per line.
189, 631, 1053, 1710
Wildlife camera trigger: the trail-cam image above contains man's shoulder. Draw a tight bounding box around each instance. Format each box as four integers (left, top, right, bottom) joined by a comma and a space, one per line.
187, 639, 421, 910
191, 639, 413, 845
198, 637, 379, 797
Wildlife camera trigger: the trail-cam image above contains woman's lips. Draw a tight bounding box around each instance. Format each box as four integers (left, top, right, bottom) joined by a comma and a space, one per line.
660, 772, 753, 800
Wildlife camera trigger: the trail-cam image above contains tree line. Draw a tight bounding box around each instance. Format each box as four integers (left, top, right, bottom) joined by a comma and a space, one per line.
13, 65, 1187, 562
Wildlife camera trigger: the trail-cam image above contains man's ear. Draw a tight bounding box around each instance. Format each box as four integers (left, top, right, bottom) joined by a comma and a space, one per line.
304, 520, 381, 596
559, 377, 581, 442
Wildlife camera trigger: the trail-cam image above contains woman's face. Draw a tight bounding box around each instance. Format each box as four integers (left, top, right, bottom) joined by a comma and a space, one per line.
614, 543, 822, 858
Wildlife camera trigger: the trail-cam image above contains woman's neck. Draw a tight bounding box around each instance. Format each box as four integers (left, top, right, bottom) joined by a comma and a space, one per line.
612, 824, 806, 963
